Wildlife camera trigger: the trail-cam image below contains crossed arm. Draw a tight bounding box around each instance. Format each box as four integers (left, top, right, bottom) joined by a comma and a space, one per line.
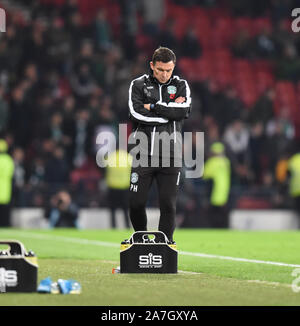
144, 96, 186, 110
129, 78, 192, 124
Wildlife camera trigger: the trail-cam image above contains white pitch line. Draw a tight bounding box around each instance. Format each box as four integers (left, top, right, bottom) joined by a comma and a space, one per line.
0, 230, 119, 248
2, 230, 300, 268
178, 251, 300, 268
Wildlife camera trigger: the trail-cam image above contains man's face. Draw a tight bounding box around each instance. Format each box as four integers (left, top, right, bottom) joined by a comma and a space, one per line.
150, 60, 175, 84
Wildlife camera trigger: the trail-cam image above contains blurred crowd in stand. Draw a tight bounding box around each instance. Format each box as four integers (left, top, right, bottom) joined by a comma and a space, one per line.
1, 0, 300, 227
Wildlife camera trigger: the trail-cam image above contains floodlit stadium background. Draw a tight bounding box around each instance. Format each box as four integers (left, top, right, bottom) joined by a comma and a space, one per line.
1, 0, 300, 229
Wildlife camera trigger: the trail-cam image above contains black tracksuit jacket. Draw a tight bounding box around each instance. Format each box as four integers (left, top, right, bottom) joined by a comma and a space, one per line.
128, 71, 192, 159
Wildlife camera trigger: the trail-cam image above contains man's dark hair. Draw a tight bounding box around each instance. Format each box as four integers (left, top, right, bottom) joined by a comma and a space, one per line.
152, 47, 176, 65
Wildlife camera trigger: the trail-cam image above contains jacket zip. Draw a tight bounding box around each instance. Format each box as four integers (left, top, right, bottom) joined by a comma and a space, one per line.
159, 84, 162, 101
150, 84, 162, 156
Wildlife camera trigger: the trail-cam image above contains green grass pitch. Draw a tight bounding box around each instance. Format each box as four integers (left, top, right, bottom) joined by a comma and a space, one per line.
0, 228, 300, 306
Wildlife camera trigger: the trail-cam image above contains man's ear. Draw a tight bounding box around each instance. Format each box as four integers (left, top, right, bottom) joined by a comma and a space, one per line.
150, 61, 154, 70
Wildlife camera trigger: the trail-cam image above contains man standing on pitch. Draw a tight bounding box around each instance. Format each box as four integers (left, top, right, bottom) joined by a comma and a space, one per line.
127, 47, 192, 243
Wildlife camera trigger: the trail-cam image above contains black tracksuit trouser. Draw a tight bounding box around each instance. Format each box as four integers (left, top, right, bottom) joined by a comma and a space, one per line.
129, 157, 181, 242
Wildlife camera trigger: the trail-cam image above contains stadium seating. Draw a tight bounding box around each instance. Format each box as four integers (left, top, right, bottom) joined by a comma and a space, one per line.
3, 0, 297, 211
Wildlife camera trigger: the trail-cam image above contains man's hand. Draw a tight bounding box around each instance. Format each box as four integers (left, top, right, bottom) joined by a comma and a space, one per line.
175, 97, 186, 103
144, 104, 151, 111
